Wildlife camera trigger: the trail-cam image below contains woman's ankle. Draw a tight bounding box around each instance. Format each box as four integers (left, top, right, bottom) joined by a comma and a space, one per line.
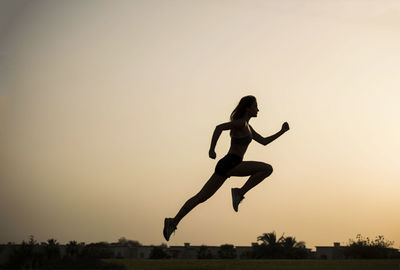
238, 188, 245, 197
171, 217, 179, 227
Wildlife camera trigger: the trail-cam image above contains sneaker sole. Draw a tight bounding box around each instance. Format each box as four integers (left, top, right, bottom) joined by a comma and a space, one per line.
163, 218, 170, 241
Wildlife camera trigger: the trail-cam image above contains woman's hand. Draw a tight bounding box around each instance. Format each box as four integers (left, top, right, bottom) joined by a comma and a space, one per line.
281, 122, 290, 132
209, 149, 216, 159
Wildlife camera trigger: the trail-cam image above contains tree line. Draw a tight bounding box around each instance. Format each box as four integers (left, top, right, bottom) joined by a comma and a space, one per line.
345, 234, 398, 259
0, 235, 126, 269
149, 231, 399, 259
149, 231, 309, 259
1, 232, 398, 268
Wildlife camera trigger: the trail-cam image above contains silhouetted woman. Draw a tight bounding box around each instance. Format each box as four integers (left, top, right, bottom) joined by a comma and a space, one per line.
163, 95, 290, 241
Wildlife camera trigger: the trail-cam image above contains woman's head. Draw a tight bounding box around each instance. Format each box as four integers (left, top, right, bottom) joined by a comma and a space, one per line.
230, 95, 258, 120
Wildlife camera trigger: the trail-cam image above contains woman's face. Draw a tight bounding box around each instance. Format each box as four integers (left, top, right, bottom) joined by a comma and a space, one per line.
248, 101, 259, 117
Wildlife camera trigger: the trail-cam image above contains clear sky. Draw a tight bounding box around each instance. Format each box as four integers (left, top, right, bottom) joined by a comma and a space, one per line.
1, 0, 399, 249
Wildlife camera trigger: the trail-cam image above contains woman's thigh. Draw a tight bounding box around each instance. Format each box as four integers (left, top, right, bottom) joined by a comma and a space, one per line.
226, 161, 272, 177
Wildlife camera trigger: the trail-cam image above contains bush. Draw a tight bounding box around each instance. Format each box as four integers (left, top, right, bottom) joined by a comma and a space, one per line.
345, 234, 395, 259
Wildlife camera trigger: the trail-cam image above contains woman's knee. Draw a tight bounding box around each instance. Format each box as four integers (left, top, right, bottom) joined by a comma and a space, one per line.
261, 163, 273, 176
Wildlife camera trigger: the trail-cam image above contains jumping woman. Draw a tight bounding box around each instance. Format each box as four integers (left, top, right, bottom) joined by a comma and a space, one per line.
163, 95, 290, 241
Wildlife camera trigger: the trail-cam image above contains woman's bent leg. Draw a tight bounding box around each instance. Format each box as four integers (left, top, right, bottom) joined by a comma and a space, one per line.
173, 173, 226, 226
239, 167, 272, 196
226, 161, 273, 197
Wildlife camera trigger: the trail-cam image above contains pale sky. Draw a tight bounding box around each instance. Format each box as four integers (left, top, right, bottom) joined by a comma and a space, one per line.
1, 0, 399, 249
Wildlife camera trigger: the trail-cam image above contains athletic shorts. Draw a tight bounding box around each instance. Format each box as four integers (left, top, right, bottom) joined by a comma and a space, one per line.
215, 153, 243, 178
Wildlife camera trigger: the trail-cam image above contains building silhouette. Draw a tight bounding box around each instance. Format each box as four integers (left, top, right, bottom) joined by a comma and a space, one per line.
315, 242, 346, 259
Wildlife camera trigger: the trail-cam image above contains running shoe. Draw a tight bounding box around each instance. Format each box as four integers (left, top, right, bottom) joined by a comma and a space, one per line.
163, 218, 177, 241
231, 188, 245, 212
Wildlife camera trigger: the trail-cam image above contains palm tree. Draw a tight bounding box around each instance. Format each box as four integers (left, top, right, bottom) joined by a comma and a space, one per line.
257, 231, 284, 247
256, 231, 285, 259
255, 232, 308, 259
281, 236, 305, 249
281, 235, 307, 259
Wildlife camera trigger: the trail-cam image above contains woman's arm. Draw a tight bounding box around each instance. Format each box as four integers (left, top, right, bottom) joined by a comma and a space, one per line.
209, 128, 222, 158
209, 120, 246, 158
250, 122, 290, 146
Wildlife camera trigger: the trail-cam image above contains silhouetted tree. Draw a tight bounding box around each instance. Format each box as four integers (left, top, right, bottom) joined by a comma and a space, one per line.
284, 236, 308, 259
281, 236, 303, 249
345, 234, 395, 259
41, 238, 61, 261
256, 231, 284, 258
2, 236, 124, 269
66, 240, 78, 256
5, 236, 37, 269
257, 231, 285, 247
65, 240, 84, 260
117, 237, 142, 247
253, 231, 308, 259
218, 244, 236, 259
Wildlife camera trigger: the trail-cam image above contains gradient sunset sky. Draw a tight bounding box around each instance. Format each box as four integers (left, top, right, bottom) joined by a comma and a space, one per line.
1, 0, 399, 249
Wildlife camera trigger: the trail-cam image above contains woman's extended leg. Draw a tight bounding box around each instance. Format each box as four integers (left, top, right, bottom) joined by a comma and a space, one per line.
172, 173, 227, 227
226, 161, 273, 197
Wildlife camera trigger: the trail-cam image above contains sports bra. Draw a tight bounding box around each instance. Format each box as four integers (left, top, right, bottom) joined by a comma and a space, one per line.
231, 132, 252, 146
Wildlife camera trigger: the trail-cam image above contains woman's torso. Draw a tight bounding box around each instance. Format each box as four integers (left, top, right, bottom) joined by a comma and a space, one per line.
228, 121, 252, 158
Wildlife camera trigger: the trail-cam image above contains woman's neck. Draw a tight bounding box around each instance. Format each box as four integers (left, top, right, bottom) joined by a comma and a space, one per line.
240, 114, 251, 123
